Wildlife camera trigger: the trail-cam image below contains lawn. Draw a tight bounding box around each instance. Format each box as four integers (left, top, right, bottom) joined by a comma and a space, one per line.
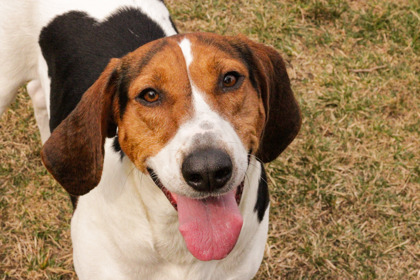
1, 0, 419, 279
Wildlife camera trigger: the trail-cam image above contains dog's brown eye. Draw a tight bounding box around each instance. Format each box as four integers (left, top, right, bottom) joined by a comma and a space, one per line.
223, 73, 238, 88
221, 72, 244, 92
143, 90, 159, 102
137, 89, 160, 105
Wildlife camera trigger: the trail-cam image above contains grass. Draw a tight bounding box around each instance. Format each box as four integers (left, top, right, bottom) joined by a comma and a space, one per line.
1, 0, 419, 279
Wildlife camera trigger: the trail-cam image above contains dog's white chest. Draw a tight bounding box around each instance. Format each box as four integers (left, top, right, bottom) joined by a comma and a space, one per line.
70, 144, 268, 279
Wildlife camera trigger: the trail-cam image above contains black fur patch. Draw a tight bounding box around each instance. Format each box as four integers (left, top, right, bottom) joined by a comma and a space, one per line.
117, 66, 131, 118
70, 194, 79, 209
229, 42, 260, 95
254, 162, 269, 222
39, 7, 171, 131
112, 136, 125, 159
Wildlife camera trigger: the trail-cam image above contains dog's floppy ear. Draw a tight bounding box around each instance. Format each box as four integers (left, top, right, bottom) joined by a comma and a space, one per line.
41, 58, 121, 196
234, 35, 301, 163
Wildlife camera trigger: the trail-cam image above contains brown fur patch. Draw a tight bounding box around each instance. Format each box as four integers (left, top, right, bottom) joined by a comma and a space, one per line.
185, 33, 301, 162
184, 35, 266, 155
117, 38, 193, 171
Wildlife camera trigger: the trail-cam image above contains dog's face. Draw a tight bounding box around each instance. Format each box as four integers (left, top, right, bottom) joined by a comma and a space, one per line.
117, 35, 265, 199
41, 32, 301, 261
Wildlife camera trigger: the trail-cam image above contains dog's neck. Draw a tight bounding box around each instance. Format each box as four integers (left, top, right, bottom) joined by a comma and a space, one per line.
75, 138, 197, 264
73, 138, 263, 265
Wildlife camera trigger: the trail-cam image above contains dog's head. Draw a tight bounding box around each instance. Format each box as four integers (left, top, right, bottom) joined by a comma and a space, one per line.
41, 33, 301, 261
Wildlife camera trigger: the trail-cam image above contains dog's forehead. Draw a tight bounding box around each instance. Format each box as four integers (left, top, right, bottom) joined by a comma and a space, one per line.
123, 37, 183, 76
177, 34, 247, 71
124, 33, 245, 77
119, 33, 251, 112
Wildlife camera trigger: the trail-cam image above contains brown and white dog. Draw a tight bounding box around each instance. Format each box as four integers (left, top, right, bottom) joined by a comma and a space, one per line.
0, 0, 301, 279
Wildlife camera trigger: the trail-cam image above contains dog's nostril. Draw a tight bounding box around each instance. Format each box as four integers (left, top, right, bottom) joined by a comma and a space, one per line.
188, 174, 203, 185
182, 148, 233, 192
215, 168, 231, 181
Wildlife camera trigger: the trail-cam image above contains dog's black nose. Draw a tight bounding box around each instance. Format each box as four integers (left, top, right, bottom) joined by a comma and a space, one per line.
182, 148, 233, 192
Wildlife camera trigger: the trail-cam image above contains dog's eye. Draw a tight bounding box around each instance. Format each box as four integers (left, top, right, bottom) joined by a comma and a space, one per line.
223, 72, 239, 87
136, 89, 160, 105
221, 72, 243, 91
143, 90, 159, 103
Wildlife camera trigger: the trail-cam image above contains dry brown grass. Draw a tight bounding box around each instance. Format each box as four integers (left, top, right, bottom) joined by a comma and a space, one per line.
1, 0, 419, 279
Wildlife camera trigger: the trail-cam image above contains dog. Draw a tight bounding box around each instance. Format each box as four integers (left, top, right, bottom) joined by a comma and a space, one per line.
0, 0, 301, 279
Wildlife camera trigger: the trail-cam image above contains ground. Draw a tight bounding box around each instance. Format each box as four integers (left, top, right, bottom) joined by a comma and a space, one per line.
0, 0, 419, 279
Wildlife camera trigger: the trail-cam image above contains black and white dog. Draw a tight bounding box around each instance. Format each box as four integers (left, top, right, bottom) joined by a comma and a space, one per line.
0, 0, 301, 279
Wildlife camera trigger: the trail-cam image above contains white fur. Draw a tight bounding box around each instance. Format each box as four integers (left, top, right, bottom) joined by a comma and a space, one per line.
0, 2, 268, 279
27, 80, 50, 143
73, 140, 268, 279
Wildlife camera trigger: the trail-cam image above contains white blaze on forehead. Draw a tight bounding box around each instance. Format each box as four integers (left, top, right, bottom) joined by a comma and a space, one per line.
178, 38, 216, 119
179, 38, 194, 68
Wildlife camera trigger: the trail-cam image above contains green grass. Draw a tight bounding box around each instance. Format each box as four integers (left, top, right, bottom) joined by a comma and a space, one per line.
1, 0, 419, 279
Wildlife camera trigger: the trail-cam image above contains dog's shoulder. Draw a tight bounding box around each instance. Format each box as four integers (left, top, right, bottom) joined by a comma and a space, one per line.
39, 5, 176, 131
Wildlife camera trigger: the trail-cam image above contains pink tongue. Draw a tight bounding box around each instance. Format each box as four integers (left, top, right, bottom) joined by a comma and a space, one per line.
176, 189, 243, 261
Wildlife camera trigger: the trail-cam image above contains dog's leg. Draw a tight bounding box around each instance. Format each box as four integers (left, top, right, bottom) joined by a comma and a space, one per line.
0, 35, 37, 117
0, 82, 21, 117
0, 51, 38, 119
0, 3, 40, 119
27, 80, 50, 144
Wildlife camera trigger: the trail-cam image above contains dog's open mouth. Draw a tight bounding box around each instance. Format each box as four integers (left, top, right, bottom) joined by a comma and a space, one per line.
147, 168, 245, 210
147, 168, 244, 261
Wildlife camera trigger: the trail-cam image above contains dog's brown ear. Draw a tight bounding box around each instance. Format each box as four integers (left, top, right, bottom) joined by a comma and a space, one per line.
234, 35, 301, 163
41, 58, 121, 196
